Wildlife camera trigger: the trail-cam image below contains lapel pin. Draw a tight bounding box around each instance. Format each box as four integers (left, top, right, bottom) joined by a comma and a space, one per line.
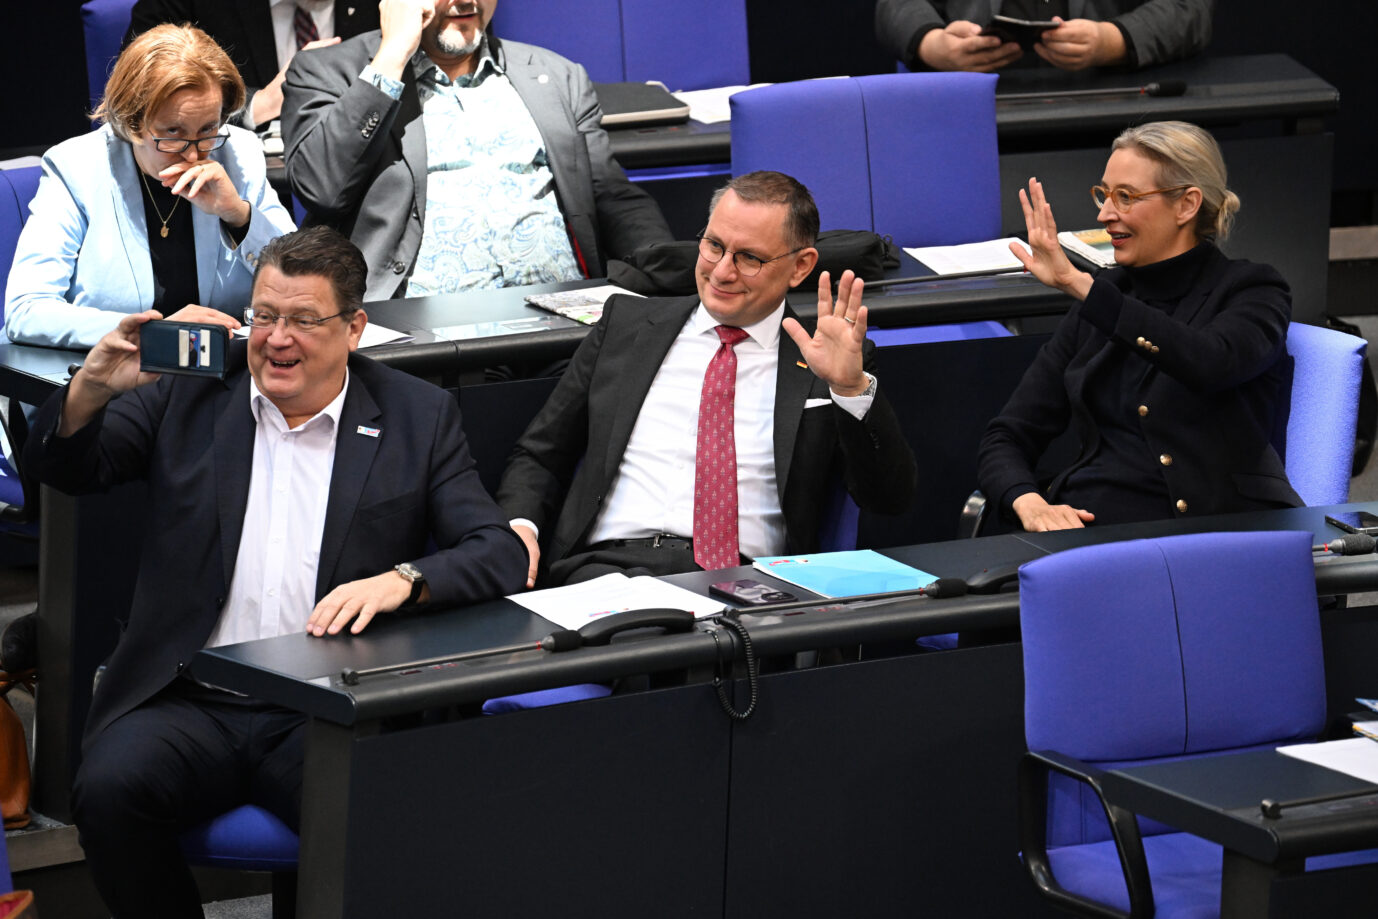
538, 74, 549, 84
347, 6, 356, 14
796, 361, 808, 369
357, 425, 381, 438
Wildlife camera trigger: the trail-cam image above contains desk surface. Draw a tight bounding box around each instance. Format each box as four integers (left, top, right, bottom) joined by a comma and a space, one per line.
607, 54, 1338, 169
1103, 749, 1378, 864
194, 502, 1378, 728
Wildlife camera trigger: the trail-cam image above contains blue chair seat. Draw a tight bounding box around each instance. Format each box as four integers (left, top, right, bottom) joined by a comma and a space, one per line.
180, 804, 298, 872
482, 683, 612, 714
1049, 833, 1221, 919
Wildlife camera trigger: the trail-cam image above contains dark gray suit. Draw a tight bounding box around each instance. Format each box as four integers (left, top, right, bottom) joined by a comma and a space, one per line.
496, 295, 918, 584
875, 0, 1214, 71
281, 33, 673, 300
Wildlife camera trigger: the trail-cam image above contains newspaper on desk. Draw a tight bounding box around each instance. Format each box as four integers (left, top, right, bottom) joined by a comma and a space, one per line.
509, 573, 724, 631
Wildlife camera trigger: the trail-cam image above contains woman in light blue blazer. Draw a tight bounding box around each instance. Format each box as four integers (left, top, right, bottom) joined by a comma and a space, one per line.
4, 24, 294, 349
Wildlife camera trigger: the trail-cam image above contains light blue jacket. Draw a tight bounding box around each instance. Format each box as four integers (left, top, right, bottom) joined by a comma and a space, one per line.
4, 124, 295, 349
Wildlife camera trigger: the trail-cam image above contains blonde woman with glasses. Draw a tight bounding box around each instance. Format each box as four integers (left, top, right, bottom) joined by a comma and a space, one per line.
4, 24, 294, 349
978, 120, 1301, 532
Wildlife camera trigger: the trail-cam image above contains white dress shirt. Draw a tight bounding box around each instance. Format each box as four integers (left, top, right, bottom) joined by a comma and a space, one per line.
581, 302, 874, 559
205, 371, 349, 648
270, 0, 335, 72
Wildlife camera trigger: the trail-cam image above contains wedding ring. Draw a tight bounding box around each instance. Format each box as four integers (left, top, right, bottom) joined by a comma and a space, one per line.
843, 316, 856, 325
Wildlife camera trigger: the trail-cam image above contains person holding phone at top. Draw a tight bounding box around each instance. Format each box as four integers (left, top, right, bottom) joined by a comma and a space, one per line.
4, 24, 295, 350
978, 121, 1302, 532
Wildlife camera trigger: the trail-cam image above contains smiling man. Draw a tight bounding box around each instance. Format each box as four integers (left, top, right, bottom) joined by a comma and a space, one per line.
496, 172, 917, 587
280, 0, 673, 300
25, 226, 526, 918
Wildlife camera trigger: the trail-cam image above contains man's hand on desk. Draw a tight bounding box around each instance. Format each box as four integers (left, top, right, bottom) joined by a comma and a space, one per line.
1035, 18, 1127, 71
1013, 492, 1096, 532
60, 310, 164, 437
783, 270, 870, 398
919, 21, 1023, 72
307, 570, 429, 636
512, 523, 540, 589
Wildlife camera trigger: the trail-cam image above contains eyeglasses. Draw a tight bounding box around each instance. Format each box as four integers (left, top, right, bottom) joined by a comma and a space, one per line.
1091, 184, 1192, 211
243, 308, 350, 333
697, 234, 802, 277
150, 132, 230, 154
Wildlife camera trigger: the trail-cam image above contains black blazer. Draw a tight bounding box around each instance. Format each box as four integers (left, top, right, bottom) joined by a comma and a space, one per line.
26, 343, 526, 747
125, 0, 380, 97
495, 295, 918, 577
978, 244, 1302, 524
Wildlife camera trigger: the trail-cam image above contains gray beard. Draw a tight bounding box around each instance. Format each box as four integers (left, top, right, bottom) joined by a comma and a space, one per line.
434, 27, 483, 58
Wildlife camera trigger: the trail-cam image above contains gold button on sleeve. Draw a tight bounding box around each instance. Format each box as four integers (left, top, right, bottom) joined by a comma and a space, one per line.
1138, 404, 1149, 417
1159, 454, 1173, 466
1176, 499, 1188, 513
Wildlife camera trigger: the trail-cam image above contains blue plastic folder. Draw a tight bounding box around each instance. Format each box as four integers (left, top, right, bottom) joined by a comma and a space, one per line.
752, 550, 937, 599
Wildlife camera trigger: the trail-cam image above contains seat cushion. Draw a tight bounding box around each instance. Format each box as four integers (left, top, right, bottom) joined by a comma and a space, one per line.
482, 683, 613, 714
180, 804, 299, 871
1047, 831, 1221, 919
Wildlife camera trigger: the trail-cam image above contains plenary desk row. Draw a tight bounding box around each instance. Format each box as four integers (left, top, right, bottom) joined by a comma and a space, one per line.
608, 53, 1337, 324
191, 502, 1378, 919
0, 271, 1072, 824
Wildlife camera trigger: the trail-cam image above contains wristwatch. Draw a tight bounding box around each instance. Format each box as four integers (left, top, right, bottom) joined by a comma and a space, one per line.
394, 562, 426, 605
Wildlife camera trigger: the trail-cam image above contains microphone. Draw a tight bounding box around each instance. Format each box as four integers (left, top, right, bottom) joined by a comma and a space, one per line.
999, 79, 1188, 102
918, 578, 969, 598
1313, 533, 1377, 556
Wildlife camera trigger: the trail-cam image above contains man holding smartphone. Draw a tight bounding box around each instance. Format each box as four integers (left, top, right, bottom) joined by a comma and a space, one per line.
25, 226, 526, 918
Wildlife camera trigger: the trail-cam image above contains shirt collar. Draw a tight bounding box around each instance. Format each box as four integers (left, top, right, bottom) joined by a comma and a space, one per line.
413, 34, 502, 86
248, 368, 351, 433
690, 301, 785, 350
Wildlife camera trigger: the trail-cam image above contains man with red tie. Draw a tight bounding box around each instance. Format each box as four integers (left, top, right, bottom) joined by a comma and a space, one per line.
496, 171, 917, 587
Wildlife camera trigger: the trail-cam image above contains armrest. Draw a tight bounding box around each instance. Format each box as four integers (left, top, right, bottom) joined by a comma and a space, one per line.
957, 489, 986, 539
1018, 749, 1155, 919
0, 399, 38, 525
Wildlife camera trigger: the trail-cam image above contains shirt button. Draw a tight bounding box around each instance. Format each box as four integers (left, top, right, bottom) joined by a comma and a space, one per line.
268, 588, 277, 597
1137, 404, 1149, 417
1159, 453, 1173, 467
1176, 499, 1188, 513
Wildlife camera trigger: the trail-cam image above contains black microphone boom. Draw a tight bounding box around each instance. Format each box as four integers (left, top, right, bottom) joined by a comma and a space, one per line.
999, 79, 1188, 102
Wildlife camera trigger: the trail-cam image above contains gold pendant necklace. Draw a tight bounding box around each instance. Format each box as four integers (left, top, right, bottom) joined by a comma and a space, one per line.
138, 170, 179, 238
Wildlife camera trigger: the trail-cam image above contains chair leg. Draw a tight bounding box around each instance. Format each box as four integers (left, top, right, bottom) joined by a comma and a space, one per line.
271, 871, 299, 919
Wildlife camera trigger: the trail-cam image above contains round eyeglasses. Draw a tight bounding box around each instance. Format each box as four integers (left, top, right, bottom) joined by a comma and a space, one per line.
1091, 184, 1192, 211
697, 234, 803, 277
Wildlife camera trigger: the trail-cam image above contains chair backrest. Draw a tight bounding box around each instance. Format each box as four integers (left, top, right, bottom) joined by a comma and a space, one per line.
82, 0, 136, 113
1279, 321, 1366, 505
0, 820, 11, 894
730, 72, 1000, 246
0, 163, 44, 326
1019, 530, 1326, 844
491, 0, 748, 91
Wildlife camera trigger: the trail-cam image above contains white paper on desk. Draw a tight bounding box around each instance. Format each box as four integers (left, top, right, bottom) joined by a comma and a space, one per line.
672, 84, 773, 124
233, 322, 411, 349
904, 238, 1031, 276
508, 573, 724, 631
1276, 737, 1378, 785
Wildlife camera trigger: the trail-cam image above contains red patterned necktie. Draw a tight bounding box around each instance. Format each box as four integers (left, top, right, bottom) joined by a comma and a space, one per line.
293, 4, 320, 49
694, 325, 750, 571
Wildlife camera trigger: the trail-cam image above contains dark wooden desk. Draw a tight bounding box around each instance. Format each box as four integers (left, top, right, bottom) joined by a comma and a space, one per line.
192, 503, 1378, 919
1103, 750, 1378, 918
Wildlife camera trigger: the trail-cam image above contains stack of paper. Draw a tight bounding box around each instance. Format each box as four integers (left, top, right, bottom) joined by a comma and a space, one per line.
904, 238, 1030, 277
509, 573, 723, 631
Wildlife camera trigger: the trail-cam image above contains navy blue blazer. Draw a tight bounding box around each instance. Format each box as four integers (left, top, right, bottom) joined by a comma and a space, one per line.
26, 341, 527, 746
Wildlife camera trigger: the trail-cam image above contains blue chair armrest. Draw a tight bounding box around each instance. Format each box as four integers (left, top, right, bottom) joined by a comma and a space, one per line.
1018, 749, 1154, 919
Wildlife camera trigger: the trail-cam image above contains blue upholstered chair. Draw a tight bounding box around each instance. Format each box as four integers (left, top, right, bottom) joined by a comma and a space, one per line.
1277, 321, 1367, 505
1017, 530, 1376, 918
730, 73, 1009, 344
491, 0, 748, 91
82, 0, 135, 112
180, 805, 299, 918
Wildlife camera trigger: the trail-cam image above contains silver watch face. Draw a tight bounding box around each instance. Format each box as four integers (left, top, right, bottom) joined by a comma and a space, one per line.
396, 563, 423, 582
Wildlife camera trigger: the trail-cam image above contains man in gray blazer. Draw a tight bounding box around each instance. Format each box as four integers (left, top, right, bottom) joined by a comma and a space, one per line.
875, 0, 1213, 73
282, 0, 673, 300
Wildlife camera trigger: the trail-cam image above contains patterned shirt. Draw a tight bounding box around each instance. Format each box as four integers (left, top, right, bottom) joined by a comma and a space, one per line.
362, 39, 581, 297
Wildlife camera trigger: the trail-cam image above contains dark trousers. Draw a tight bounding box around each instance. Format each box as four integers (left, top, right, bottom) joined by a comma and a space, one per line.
72, 679, 306, 919
551, 540, 705, 586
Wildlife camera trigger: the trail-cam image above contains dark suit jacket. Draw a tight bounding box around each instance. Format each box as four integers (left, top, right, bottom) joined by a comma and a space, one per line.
874, 0, 1213, 71
281, 33, 673, 300
978, 244, 1302, 523
25, 342, 527, 748
495, 295, 918, 579
125, 0, 380, 106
